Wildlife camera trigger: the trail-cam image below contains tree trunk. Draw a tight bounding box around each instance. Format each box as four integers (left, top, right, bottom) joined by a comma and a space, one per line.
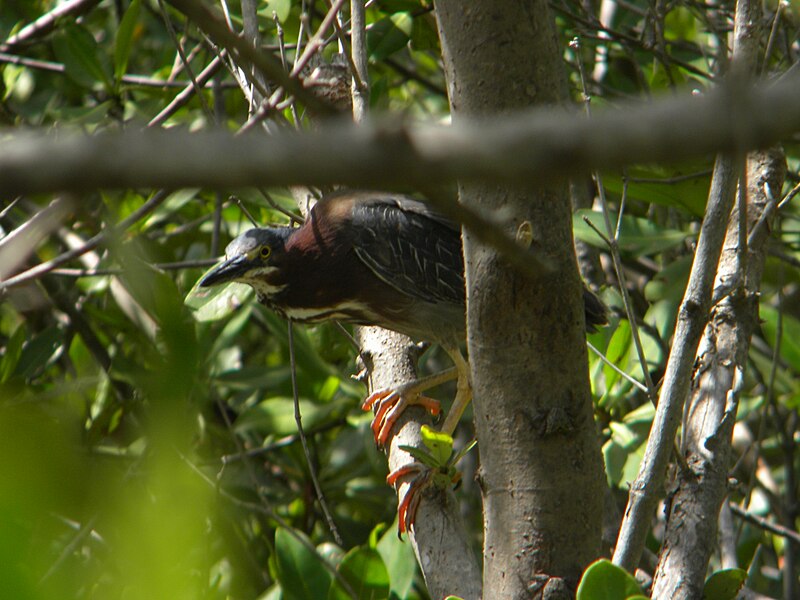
435, 1, 605, 596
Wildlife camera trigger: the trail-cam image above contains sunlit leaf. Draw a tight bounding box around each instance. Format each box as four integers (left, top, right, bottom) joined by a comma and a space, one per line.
576, 559, 643, 599
368, 12, 413, 60
574, 209, 689, 256
702, 568, 747, 600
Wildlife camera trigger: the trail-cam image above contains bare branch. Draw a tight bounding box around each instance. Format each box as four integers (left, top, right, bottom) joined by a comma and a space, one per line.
613, 152, 741, 571
0, 0, 101, 52
2, 74, 799, 197
165, 0, 334, 115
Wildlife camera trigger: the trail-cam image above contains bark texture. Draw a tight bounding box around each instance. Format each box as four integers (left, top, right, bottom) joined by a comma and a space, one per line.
651, 149, 786, 598
435, 2, 605, 597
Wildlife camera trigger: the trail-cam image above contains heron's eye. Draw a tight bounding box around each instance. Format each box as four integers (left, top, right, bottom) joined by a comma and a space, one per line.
259, 245, 271, 259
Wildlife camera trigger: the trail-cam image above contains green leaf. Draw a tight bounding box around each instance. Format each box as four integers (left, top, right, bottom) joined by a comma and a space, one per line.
576, 559, 643, 600
397, 444, 441, 469
15, 326, 64, 380
600, 319, 633, 403
420, 424, 454, 466
328, 546, 390, 600
450, 439, 477, 466
52, 24, 112, 90
377, 525, 417, 599
0, 322, 26, 383
2, 64, 34, 102
601, 164, 711, 216
574, 209, 688, 256
114, 0, 141, 81
368, 13, 413, 61
664, 6, 698, 42
410, 13, 439, 52
264, 0, 291, 22
235, 397, 343, 436
760, 306, 800, 374
186, 279, 254, 322
274, 528, 332, 600
702, 568, 747, 600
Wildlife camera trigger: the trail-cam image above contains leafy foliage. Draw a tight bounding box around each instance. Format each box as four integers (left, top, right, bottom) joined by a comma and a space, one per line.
1, 0, 799, 598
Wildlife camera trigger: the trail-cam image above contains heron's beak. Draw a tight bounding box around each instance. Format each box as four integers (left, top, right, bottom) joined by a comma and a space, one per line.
199, 255, 249, 287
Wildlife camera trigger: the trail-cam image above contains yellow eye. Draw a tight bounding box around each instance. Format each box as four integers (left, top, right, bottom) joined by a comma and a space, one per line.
259, 245, 271, 259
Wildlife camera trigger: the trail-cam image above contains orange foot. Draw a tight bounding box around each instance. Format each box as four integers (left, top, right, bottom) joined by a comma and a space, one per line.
362, 388, 440, 447
386, 462, 463, 536
386, 463, 433, 536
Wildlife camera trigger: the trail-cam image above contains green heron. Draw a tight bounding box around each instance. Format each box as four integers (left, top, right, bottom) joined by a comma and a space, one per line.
200, 190, 606, 528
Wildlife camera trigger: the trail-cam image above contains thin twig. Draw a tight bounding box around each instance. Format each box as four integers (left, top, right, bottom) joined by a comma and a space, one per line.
149, 56, 224, 127
166, 0, 334, 115
0, 190, 170, 292
287, 321, 343, 545
49, 259, 218, 277
0, 0, 100, 51
323, 0, 366, 94
156, 0, 214, 120
573, 37, 657, 402
729, 502, 800, 545
587, 341, 649, 393
290, 0, 348, 77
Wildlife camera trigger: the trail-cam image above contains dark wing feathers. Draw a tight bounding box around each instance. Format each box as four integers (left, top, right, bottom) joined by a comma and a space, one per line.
348, 195, 465, 305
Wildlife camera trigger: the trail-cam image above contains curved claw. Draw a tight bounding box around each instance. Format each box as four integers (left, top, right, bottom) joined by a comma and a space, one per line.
362, 389, 440, 447
387, 463, 432, 537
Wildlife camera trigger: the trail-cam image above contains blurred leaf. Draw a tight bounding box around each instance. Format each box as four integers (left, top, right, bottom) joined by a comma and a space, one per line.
264, 0, 291, 22
603, 429, 645, 488
235, 397, 344, 436
114, 0, 141, 81
15, 326, 63, 380
576, 559, 643, 599
760, 305, 800, 374
375, 0, 425, 10
411, 13, 440, 52
368, 13, 413, 60
274, 527, 332, 600
377, 525, 417, 599
664, 6, 698, 42
186, 279, 254, 322
143, 188, 201, 228
602, 164, 712, 216
328, 546, 390, 600
0, 322, 25, 383
2, 64, 34, 102
52, 24, 112, 90
215, 365, 291, 390
574, 209, 688, 256
702, 568, 747, 600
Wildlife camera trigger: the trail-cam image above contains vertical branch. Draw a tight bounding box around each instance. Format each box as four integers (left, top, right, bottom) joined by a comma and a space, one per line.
347, 2, 481, 598
349, 0, 369, 121
612, 154, 740, 572
613, 0, 772, 577
240, 0, 268, 108
651, 147, 785, 597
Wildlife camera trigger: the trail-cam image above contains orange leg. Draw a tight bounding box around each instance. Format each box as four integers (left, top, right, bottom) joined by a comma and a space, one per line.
361, 367, 457, 446
366, 349, 474, 535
